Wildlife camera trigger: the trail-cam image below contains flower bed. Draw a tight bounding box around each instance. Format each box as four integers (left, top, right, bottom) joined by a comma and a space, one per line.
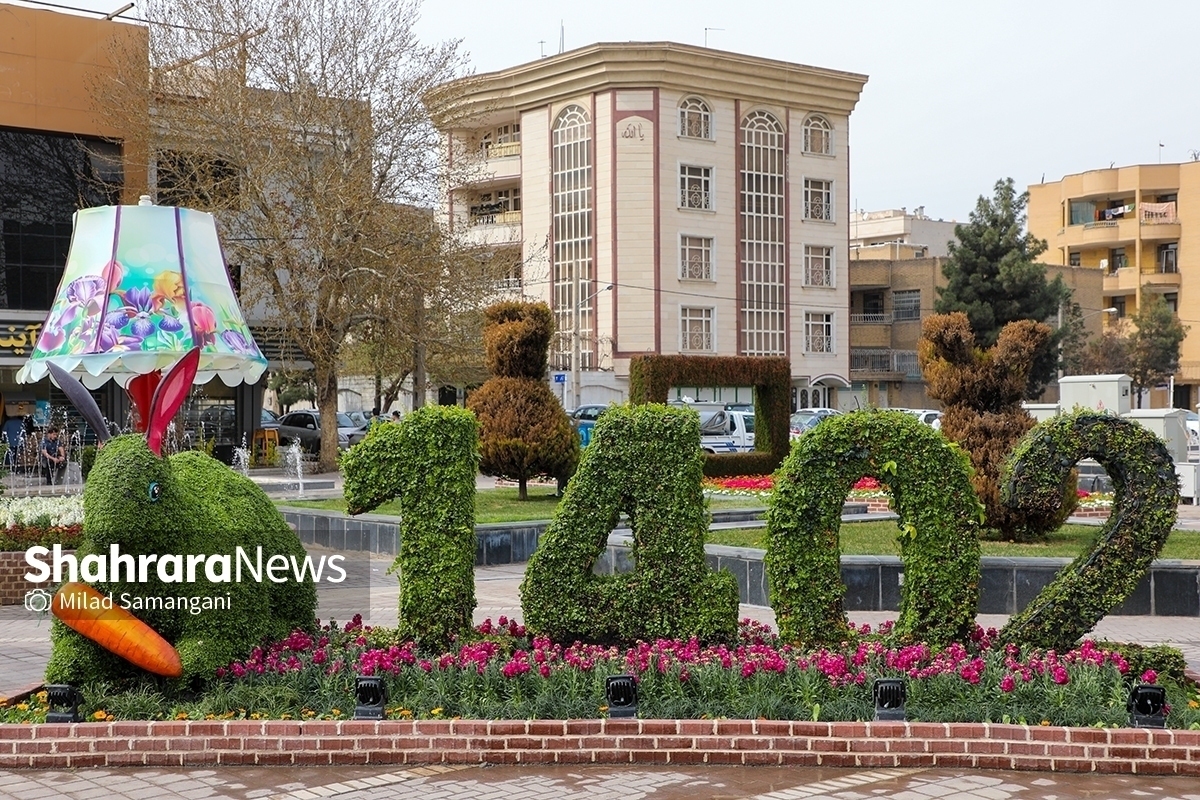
704, 475, 891, 509
5, 617, 1197, 730
0, 495, 85, 604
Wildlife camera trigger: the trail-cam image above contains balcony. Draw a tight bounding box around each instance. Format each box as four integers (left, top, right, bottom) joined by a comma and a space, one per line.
849, 312, 892, 324
850, 324, 891, 348
1059, 217, 1138, 247
1142, 267, 1182, 290
485, 141, 521, 160
469, 209, 522, 227
849, 348, 918, 380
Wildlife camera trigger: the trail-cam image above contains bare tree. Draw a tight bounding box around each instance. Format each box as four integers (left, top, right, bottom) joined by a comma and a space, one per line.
90, 0, 483, 471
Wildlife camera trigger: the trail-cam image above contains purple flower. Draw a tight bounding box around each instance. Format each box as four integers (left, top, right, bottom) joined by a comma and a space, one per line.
124, 286, 154, 313
221, 329, 252, 353
159, 315, 184, 333
66, 276, 107, 307
130, 315, 156, 338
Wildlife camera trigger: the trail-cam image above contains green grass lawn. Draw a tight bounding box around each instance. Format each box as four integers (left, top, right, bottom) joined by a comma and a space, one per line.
707, 520, 1200, 560
279, 488, 766, 525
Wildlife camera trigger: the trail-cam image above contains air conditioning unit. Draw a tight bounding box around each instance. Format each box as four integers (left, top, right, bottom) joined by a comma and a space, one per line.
1100, 259, 1109, 271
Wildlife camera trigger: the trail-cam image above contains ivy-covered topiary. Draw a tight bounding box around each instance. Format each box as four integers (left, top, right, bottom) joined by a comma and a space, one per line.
520, 403, 739, 644
998, 410, 1179, 651
628, 354, 791, 477
45, 437, 318, 686
341, 405, 479, 649
767, 410, 982, 648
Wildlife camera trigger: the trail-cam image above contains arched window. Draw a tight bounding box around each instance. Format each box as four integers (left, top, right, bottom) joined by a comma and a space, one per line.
739, 110, 786, 356
552, 105, 593, 371
803, 115, 832, 155
678, 96, 712, 139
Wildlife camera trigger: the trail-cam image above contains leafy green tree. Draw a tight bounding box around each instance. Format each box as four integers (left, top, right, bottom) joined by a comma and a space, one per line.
1126, 295, 1188, 407
936, 178, 1072, 397
268, 371, 315, 413
467, 302, 579, 500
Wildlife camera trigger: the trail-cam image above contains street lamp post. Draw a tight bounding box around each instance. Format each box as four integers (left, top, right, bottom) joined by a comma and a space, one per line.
572, 282, 613, 409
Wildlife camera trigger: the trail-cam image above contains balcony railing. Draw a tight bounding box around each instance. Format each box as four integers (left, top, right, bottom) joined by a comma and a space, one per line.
804, 200, 832, 221
484, 141, 521, 159
494, 277, 522, 291
850, 348, 920, 377
1141, 202, 1177, 225
849, 312, 891, 324
469, 209, 522, 226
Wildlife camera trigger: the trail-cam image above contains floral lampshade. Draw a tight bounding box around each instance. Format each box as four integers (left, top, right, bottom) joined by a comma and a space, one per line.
17, 201, 267, 390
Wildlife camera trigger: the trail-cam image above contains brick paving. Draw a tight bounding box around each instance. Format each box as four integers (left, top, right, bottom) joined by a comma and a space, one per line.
2, 765, 1200, 799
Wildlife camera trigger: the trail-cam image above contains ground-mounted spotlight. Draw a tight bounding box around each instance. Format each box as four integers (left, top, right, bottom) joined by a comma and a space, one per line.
354, 676, 387, 720
605, 674, 638, 718
45, 684, 83, 723
873, 678, 906, 721
1128, 684, 1167, 728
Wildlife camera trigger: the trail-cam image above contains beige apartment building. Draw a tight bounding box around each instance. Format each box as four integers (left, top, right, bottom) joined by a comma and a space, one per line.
847, 256, 1103, 409
429, 43, 868, 409
850, 207, 959, 260
1028, 163, 1200, 408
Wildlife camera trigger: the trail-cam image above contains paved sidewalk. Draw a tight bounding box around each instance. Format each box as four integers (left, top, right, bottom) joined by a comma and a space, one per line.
2, 764, 1200, 799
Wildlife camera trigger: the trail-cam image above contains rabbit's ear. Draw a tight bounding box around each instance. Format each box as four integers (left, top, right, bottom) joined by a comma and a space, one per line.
146, 347, 199, 456
46, 363, 110, 443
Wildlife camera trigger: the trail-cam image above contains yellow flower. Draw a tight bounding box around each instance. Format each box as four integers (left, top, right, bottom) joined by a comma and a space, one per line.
105, 714, 114, 722
16, 703, 29, 712
35, 691, 48, 703
1040, 720, 1051, 726
175, 712, 189, 720
399, 709, 412, 718
250, 713, 261, 720
92, 710, 107, 720
1189, 700, 1199, 709
430, 707, 443, 716
281, 713, 293, 720
204, 714, 215, 720
598, 705, 609, 713
331, 709, 342, 716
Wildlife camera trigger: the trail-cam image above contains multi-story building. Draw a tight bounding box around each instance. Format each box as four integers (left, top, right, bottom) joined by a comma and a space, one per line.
1028, 163, 1199, 408
847, 255, 1103, 409
850, 207, 959, 260
429, 43, 868, 409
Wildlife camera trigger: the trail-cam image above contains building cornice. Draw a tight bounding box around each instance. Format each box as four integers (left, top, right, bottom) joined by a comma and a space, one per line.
430, 42, 868, 127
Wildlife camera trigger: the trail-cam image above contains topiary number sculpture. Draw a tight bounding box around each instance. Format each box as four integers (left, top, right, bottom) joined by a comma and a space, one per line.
342, 405, 479, 650
767, 410, 982, 648
520, 403, 739, 644
999, 410, 1179, 651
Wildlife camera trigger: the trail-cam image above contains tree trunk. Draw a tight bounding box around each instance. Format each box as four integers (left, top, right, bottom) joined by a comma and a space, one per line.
413, 291, 426, 409
315, 359, 341, 473
373, 370, 382, 414
517, 475, 528, 501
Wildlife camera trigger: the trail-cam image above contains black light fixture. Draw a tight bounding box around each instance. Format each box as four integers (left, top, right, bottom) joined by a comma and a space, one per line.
605, 674, 638, 718
1128, 684, 1167, 728
873, 678, 906, 721
45, 684, 83, 723
354, 676, 387, 720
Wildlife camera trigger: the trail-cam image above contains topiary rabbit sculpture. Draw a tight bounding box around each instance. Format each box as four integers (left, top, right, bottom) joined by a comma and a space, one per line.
43, 349, 317, 686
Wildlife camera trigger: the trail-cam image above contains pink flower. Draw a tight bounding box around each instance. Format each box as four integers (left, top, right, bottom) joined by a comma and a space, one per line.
1000, 674, 1015, 693
1052, 666, 1070, 685
1140, 669, 1158, 684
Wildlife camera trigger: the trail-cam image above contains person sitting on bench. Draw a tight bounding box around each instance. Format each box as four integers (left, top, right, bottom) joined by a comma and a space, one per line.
40, 428, 66, 485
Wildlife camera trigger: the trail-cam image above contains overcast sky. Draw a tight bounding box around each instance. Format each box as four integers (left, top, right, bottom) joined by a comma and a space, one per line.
33, 0, 1200, 222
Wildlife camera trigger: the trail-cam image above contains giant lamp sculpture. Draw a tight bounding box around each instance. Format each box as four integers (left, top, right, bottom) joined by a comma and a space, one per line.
16, 198, 267, 430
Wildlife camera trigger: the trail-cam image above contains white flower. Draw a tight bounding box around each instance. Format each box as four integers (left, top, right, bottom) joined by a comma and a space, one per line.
0, 495, 84, 529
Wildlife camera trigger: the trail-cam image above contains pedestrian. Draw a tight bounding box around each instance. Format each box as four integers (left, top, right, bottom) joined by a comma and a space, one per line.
40, 427, 66, 485
391, 411, 401, 422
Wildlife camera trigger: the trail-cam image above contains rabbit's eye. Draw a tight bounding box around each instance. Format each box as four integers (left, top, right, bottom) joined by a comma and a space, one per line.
148, 482, 162, 502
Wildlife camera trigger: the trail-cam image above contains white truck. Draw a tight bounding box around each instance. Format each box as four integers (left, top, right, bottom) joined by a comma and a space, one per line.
697, 409, 756, 453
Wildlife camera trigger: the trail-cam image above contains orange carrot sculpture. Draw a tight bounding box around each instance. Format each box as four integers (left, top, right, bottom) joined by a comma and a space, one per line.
52, 582, 183, 678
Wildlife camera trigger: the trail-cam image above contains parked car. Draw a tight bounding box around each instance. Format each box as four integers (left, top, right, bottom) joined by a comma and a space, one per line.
698, 409, 755, 453
788, 407, 841, 439
901, 408, 943, 429
570, 404, 612, 447
276, 410, 359, 452
260, 408, 280, 430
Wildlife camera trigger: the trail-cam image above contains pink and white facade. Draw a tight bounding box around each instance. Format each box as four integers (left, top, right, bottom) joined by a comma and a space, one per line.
433, 43, 868, 408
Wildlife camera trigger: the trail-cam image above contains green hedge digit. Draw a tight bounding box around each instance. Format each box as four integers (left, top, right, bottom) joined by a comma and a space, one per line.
768, 410, 982, 648
341, 405, 480, 649
999, 410, 1179, 651
520, 404, 739, 644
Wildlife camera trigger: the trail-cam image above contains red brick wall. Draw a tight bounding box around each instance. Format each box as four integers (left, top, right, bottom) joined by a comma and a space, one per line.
0, 719, 1196, 773
0, 551, 61, 606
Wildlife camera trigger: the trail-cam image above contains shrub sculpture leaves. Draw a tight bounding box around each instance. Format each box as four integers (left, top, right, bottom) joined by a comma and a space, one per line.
520, 403, 739, 644
767, 410, 982, 648
628, 354, 791, 477
341, 405, 479, 650
467, 301, 578, 500
45, 437, 317, 685
999, 410, 1179, 651
919, 312, 1076, 542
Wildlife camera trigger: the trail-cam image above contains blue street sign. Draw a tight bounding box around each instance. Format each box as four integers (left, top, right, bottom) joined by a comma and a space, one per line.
553, 373, 566, 383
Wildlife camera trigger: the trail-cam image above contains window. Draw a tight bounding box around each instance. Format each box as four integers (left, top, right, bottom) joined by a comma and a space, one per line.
862, 292, 884, 317
1069, 200, 1095, 225
1164, 292, 1179, 314
680, 307, 713, 351
802, 115, 832, 155
468, 188, 520, 224
1110, 248, 1127, 270
679, 165, 712, 210
1159, 242, 1178, 273
802, 245, 833, 287
739, 111, 786, 355
893, 289, 921, 321
803, 178, 833, 221
551, 105, 593, 370
481, 123, 521, 155
680, 235, 713, 280
1112, 297, 1126, 318
1068, 252, 1081, 267
678, 96, 712, 139
804, 312, 834, 354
